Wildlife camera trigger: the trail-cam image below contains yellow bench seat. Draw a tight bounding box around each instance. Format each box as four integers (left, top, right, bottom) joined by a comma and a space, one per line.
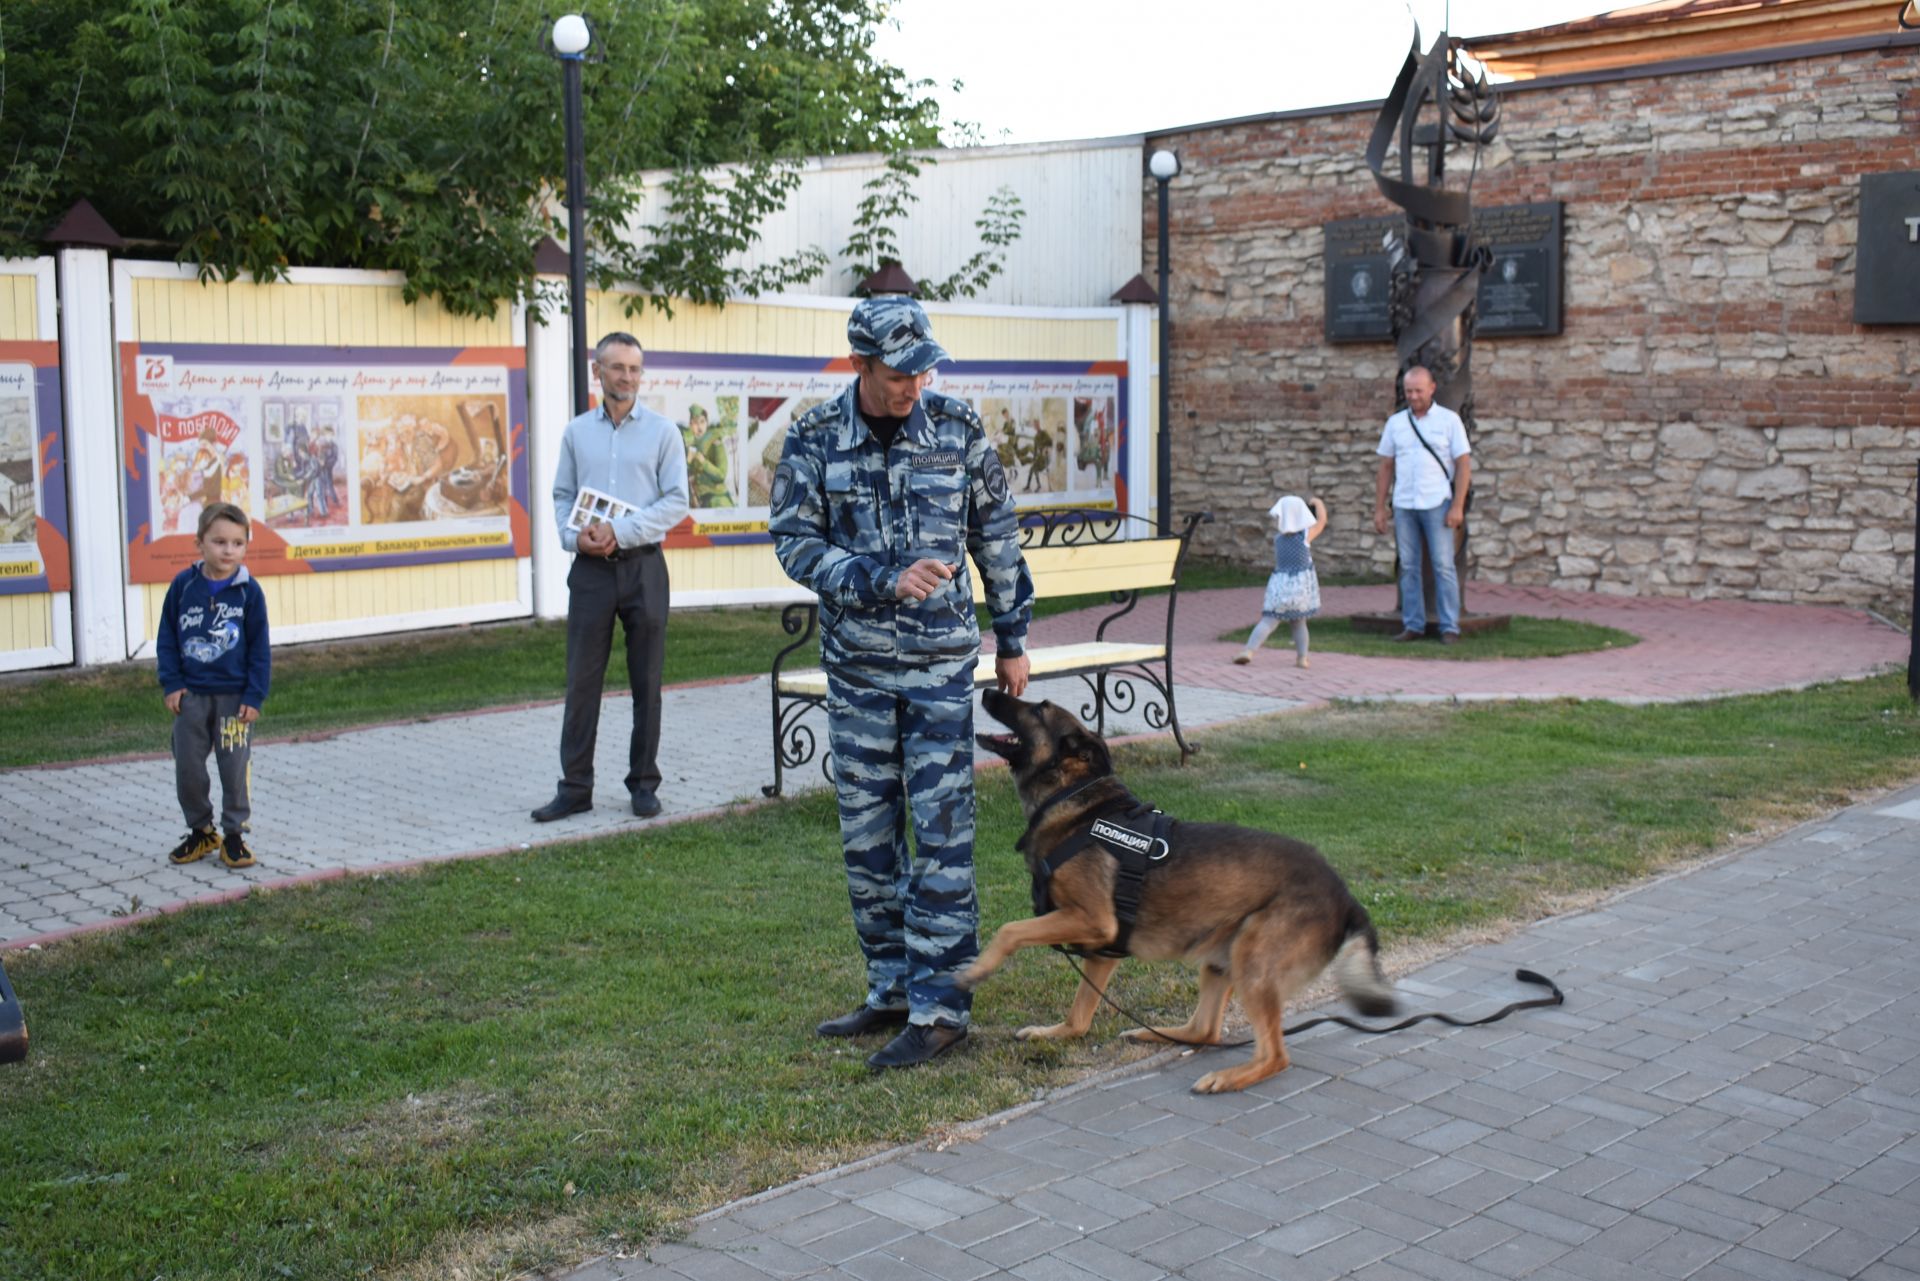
775, 640, 1168, 700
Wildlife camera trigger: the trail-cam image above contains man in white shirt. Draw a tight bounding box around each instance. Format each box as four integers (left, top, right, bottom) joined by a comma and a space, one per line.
1372, 365, 1472, 643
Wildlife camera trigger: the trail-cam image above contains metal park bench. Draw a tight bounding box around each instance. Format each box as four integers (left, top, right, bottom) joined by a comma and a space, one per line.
764, 509, 1213, 797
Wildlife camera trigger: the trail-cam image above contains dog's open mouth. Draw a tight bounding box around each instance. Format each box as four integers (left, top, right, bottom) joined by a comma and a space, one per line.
975, 732, 1022, 759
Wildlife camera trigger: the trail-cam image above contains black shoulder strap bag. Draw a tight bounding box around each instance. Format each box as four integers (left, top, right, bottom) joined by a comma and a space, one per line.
1399, 409, 1472, 514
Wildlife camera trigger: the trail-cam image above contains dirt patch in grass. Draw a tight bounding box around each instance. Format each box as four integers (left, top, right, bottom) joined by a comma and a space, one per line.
328, 1088, 498, 1160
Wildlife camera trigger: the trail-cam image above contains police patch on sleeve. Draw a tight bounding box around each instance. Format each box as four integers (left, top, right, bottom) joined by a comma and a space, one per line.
771, 463, 795, 512
982, 451, 1011, 505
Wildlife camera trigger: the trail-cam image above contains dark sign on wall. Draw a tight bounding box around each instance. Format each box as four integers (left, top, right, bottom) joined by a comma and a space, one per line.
1475, 203, 1563, 337
1855, 172, 1920, 325
1323, 201, 1564, 342
1324, 215, 1398, 342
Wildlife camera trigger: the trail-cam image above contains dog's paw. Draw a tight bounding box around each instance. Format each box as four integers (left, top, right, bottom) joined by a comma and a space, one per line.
1014, 1022, 1075, 1040
1191, 1057, 1287, 1094
955, 963, 987, 990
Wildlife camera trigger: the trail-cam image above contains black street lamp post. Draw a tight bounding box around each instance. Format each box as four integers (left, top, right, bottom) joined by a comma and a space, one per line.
1148, 148, 1180, 535
550, 14, 594, 415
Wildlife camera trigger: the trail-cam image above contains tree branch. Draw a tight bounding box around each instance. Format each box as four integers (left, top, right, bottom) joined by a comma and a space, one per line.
348, 1, 397, 191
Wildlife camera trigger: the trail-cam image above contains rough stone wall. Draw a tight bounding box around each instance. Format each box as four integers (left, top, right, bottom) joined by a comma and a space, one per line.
1146, 39, 1920, 610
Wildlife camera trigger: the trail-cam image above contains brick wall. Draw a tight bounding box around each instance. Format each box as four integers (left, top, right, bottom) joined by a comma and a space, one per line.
1147, 38, 1920, 610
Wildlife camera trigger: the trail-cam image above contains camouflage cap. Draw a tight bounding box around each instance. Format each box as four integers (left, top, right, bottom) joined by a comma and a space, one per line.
847, 295, 949, 375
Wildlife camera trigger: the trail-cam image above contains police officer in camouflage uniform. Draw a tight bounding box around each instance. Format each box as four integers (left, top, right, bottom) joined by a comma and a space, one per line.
769, 296, 1034, 1071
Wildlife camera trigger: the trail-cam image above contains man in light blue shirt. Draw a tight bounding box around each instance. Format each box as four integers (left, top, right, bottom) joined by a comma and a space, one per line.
1372, 365, 1472, 643
533, 332, 691, 823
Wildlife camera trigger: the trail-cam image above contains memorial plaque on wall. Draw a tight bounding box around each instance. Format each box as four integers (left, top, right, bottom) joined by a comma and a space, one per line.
1323, 215, 1398, 342
1323, 200, 1564, 342
1474, 201, 1562, 336
1854, 172, 1920, 325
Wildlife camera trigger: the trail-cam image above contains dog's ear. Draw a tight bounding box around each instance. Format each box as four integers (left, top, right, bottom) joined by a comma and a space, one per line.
1061, 730, 1112, 774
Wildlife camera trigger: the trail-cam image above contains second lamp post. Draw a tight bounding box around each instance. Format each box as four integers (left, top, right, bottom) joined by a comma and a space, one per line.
1148, 148, 1180, 535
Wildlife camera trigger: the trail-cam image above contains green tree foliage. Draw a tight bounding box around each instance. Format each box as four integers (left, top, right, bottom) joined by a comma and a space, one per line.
841, 149, 1025, 301
0, 0, 951, 316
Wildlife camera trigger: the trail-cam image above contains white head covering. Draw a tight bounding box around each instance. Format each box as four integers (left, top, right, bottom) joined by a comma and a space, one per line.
1268, 495, 1313, 535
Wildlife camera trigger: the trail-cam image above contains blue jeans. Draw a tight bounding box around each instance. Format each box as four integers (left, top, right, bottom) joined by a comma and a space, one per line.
1393, 503, 1460, 635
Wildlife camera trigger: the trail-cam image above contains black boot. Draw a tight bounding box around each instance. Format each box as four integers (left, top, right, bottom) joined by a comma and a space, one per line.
816, 1005, 910, 1038
531, 793, 591, 822
867, 1022, 967, 1070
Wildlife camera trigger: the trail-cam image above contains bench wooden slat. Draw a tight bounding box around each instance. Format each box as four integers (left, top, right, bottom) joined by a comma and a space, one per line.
777, 640, 1168, 700
665, 538, 1178, 605
969, 539, 1179, 602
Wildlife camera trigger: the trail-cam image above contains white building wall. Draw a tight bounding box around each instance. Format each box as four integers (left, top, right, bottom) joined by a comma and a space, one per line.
615, 136, 1146, 308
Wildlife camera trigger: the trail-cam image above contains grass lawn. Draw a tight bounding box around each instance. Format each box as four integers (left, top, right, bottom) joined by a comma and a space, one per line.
4, 673, 1918, 1280
1224, 614, 1641, 661
0, 615, 770, 769
0, 559, 1269, 769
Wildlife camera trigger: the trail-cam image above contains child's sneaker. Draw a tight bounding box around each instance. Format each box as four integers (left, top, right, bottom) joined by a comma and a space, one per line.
220, 831, 257, 869
168, 827, 220, 865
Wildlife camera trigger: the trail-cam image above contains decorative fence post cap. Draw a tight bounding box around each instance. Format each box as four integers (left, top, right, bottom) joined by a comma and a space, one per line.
45, 199, 124, 250
857, 262, 918, 297
532, 236, 571, 276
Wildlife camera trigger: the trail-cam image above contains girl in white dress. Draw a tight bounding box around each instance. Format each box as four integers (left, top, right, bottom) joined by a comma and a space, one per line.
1234, 494, 1328, 668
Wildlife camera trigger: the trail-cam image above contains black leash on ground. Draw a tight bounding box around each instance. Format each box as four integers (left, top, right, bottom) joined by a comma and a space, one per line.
1051, 949, 1564, 1050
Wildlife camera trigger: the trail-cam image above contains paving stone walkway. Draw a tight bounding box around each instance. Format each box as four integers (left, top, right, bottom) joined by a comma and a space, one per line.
0, 671, 1294, 945
557, 784, 1920, 1281
1136, 582, 1906, 706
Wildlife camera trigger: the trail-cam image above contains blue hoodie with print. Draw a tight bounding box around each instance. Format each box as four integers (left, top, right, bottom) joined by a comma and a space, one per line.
156, 562, 272, 708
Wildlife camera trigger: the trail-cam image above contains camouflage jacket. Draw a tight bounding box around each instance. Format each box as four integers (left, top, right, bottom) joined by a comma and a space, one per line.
770, 381, 1033, 669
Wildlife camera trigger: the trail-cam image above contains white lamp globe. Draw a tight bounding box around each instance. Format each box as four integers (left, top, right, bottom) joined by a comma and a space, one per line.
552, 14, 591, 55
1148, 150, 1180, 181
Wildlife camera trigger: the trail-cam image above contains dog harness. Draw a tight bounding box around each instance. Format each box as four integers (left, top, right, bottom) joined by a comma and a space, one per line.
1019, 787, 1177, 959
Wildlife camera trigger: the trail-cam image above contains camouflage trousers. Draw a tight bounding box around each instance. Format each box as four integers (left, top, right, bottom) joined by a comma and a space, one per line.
825, 658, 980, 1027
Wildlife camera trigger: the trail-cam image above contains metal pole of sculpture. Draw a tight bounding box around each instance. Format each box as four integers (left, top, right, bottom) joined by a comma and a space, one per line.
1365, 28, 1499, 626
1909, 459, 1919, 703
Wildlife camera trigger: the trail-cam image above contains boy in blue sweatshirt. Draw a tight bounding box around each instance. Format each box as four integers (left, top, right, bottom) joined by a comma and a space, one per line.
157, 502, 271, 868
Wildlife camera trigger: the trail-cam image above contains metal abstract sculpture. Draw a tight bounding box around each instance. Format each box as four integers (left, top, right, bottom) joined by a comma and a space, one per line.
1366, 25, 1500, 422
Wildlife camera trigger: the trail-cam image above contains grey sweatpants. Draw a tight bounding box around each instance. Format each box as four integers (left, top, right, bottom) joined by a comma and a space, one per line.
173, 691, 253, 834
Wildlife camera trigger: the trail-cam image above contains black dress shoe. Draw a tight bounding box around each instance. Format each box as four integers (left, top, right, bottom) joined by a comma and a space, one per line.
1391, 629, 1423, 642
631, 791, 662, 818
867, 1022, 967, 1070
1439, 632, 1460, 646
531, 793, 591, 823
816, 1005, 910, 1038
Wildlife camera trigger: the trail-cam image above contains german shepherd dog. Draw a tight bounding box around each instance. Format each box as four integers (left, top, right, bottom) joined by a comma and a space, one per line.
964, 690, 1397, 1094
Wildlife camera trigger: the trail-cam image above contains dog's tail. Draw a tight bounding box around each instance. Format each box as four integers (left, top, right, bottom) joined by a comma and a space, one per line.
1332, 901, 1398, 1018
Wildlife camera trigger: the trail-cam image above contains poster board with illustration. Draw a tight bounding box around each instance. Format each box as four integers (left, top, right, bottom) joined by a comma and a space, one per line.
627, 353, 1127, 547
0, 257, 73, 671
119, 343, 531, 585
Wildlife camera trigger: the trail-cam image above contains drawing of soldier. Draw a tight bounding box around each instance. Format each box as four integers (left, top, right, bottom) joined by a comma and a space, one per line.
681, 403, 734, 508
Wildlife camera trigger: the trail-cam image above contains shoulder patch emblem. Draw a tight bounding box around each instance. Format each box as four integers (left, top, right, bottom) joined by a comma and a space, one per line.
770, 463, 795, 512
982, 450, 1011, 506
